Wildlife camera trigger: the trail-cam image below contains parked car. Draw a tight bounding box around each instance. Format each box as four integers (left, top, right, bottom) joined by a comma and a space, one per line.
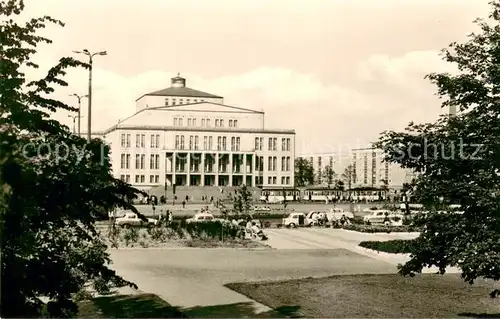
115, 212, 158, 228
281, 212, 315, 228
327, 208, 354, 220
363, 210, 403, 225
186, 212, 217, 223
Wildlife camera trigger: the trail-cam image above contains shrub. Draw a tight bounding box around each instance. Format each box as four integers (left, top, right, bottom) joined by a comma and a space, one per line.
343, 224, 418, 233
359, 239, 416, 254
123, 227, 139, 246
107, 225, 121, 248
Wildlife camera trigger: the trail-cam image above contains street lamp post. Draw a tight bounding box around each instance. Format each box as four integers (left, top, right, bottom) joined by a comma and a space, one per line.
68, 115, 78, 134
69, 93, 88, 137
73, 49, 107, 141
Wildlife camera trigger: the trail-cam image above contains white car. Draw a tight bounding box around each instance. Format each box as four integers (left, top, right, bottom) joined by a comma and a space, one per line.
115, 212, 158, 228
186, 212, 217, 223
363, 210, 403, 225
282, 212, 314, 228
253, 206, 271, 212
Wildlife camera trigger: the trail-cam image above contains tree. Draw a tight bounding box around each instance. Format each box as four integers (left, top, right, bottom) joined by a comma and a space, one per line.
375, 1, 500, 297
232, 184, 252, 217
334, 179, 344, 190
1, 1, 146, 317
341, 165, 354, 190
322, 165, 336, 188
294, 158, 314, 187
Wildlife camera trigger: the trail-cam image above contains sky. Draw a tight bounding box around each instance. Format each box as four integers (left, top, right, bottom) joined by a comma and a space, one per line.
18, 0, 491, 154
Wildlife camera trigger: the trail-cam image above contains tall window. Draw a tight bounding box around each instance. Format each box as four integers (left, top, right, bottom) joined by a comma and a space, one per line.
188, 118, 192, 126
189, 136, 193, 150
222, 137, 227, 150
150, 155, 155, 169
121, 134, 126, 147
286, 157, 291, 171
156, 134, 160, 148
203, 136, 207, 150
135, 154, 140, 169
231, 137, 236, 151
174, 118, 178, 126
217, 137, 222, 150
281, 138, 286, 151
206, 119, 211, 127
234, 120, 238, 127
136, 134, 140, 147
141, 134, 145, 147
268, 138, 272, 151
281, 157, 285, 171
208, 136, 213, 150
268, 157, 272, 171
179, 118, 183, 126
194, 136, 199, 150
155, 154, 160, 169
229, 120, 233, 127
121, 154, 126, 169
286, 138, 291, 151
150, 134, 155, 148
180, 136, 185, 150
215, 119, 219, 127
140, 154, 145, 169
254, 137, 259, 150
273, 157, 277, 171
201, 119, 205, 127
220, 119, 224, 127
125, 154, 130, 168
126, 134, 130, 147
273, 138, 277, 151
236, 137, 240, 151
192, 118, 196, 126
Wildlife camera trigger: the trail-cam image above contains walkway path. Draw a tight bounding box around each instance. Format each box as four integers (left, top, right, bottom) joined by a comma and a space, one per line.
109, 228, 459, 317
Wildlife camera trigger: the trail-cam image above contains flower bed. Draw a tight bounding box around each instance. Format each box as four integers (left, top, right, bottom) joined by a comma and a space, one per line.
358, 239, 416, 254
100, 222, 268, 249
342, 224, 420, 233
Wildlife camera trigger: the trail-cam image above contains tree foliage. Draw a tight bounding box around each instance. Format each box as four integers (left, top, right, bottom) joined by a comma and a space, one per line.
374, 0, 500, 297
294, 158, 314, 187
322, 165, 336, 188
232, 184, 252, 217
0, 1, 146, 317
341, 165, 354, 189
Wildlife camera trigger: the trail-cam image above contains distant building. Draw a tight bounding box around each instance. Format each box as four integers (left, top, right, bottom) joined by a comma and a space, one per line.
299, 148, 409, 189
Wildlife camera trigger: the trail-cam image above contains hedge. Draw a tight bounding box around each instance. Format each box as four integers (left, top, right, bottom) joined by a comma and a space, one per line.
358, 239, 416, 254
343, 224, 419, 233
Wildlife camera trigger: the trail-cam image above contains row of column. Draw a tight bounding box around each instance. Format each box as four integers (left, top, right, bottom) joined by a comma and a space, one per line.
168, 152, 254, 186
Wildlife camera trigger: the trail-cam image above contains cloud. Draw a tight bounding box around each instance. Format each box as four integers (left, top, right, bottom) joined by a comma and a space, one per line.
26, 49, 453, 154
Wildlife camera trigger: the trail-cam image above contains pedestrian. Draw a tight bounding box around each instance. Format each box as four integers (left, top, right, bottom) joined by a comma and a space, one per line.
182, 200, 186, 208
210, 196, 213, 203
185, 195, 189, 203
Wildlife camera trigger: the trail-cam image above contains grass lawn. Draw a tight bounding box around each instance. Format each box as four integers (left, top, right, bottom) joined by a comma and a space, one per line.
77, 294, 186, 318
226, 274, 500, 318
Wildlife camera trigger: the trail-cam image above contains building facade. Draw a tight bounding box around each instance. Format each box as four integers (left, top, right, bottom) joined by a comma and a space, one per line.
97, 75, 295, 190
350, 148, 408, 188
